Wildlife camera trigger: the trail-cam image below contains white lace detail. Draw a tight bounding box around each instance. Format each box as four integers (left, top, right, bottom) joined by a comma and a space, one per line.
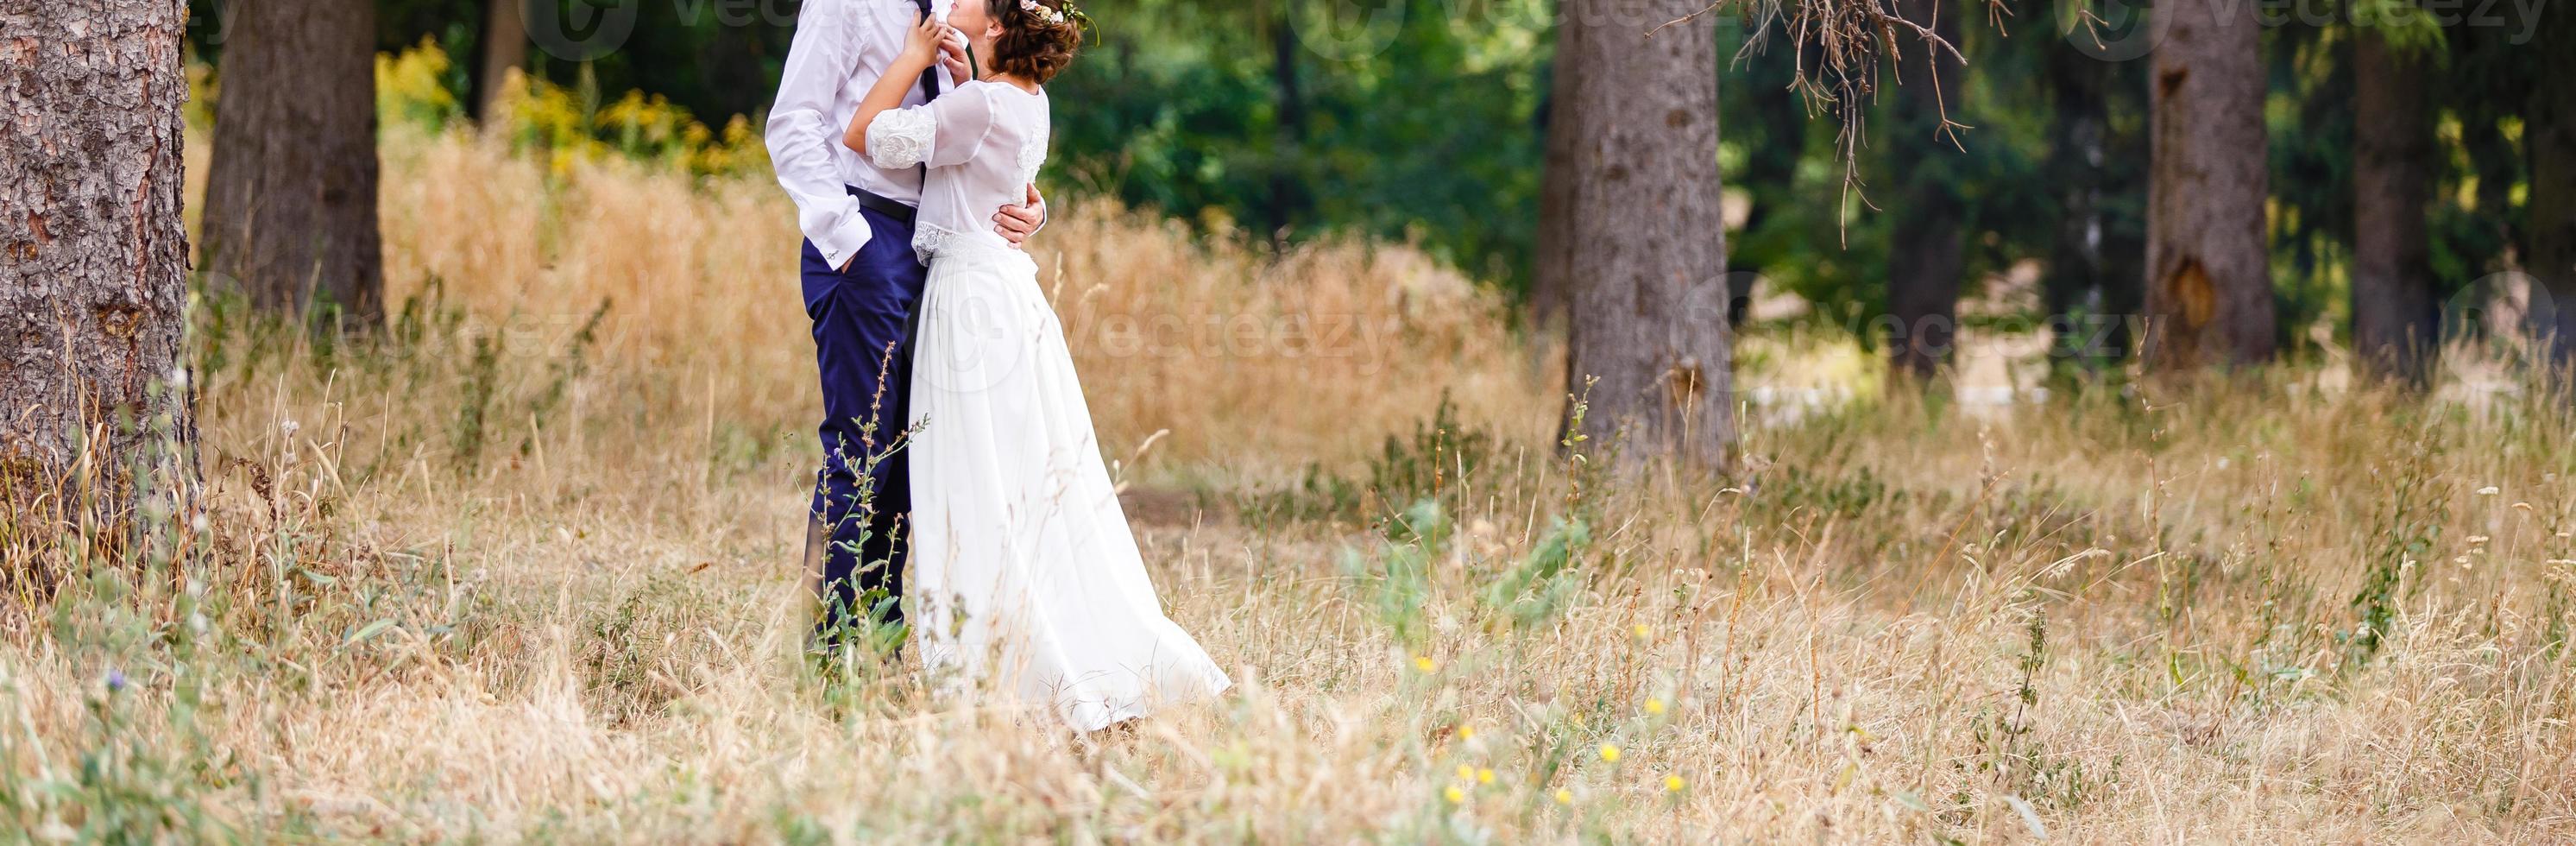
866, 107, 936, 170
911, 222, 966, 264
1015, 130, 1049, 188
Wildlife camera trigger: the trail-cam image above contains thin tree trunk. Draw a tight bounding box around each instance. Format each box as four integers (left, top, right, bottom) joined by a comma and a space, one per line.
1531, 5, 1587, 325
203, 0, 384, 330
1885, 0, 1964, 382
2351, 30, 2438, 385
0, 0, 195, 553
477, 0, 530, 120
2144, 0, 2274, 369
2039, 0, 2143, 371
1265, 1, 1307, 249
2530, 3, 2576, 373
1562, 0, 1732, 466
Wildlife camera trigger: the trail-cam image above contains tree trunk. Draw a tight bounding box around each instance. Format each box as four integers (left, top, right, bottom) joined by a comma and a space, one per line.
0, 0, 195, 549
1266, 3, 1308, 249
2040, 0, 2145, 372
203, 0, 383, 330
2531, 3, 2576, 372
1885, 0, 1964, 382
1531, 7, 1587, 325
1561, 0, 1732, 465
2144, 0, 2274, 369
2351, 30, 2438, 385
477, 0, 530, 120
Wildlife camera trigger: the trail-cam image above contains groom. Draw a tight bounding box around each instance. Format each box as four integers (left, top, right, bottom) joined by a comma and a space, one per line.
769, 0, 1046, 641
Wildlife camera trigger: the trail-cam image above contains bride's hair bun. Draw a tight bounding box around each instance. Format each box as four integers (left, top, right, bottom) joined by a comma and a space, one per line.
988, 0, 1083, 84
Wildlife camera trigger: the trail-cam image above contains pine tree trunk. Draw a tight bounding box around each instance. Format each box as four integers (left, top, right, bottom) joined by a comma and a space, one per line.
2351, 31, 2438, 385
202, 0, 383, 330
477, 0, 530, 120
2530, 4, 2576, 372
0, 0, 195, 547
1562, 0, 1732, 465
1885, 0, 1964, 382
2144, 0, 2274, 370
2039, 0, 2145, 370
1266, 5, 1307, 249
1530, 9, 1586, 325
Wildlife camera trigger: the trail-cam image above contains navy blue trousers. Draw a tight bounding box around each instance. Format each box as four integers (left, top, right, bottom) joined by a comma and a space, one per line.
803, 203, 928, 636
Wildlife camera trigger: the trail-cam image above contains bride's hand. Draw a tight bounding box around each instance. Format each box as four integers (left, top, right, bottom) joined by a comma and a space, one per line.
936, 25, 972, 81
897, 15, 944, 70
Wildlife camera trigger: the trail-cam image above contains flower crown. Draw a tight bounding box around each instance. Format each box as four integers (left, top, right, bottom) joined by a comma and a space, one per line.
1017, 0, 1067, 25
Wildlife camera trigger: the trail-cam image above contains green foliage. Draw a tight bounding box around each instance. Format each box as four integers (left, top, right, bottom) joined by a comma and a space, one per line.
454, 331, 501, 472
1476, 518, 1589, 632
1050, 0, 1552, 288
2344, 425, 2449, 669
1232, 462, 1364, 528
1342, 498, 1448, 646
1234, 391, 1496, 530
1366, 391, 1493, 516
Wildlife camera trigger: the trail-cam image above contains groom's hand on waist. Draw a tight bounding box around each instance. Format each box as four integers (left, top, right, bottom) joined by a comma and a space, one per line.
995, 184, 1046, 248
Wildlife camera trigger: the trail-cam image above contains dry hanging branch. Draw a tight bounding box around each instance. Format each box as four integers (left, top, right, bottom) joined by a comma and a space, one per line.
1658, 0, 2002, 236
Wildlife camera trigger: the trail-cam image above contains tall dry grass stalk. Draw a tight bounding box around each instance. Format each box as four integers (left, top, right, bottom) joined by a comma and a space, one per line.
3, 125, 2572, 843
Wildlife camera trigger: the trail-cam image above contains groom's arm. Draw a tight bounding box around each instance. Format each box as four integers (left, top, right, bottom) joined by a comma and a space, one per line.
995, 185, 1046, 246
767, 2, 872, 272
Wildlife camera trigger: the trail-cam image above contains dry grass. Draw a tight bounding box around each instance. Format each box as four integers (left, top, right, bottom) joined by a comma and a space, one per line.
5, 125, 2574, 843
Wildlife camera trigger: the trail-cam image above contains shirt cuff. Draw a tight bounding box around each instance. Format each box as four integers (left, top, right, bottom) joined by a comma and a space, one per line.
809, 210, 877, 271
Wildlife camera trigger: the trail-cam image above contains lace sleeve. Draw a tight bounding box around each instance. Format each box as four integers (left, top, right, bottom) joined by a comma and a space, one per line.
866, 106, 936, 170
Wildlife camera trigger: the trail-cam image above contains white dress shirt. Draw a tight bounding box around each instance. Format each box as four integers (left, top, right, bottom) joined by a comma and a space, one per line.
766, 0, 954, 271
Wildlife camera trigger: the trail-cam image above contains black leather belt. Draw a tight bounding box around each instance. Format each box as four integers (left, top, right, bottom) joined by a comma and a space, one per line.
845, 185, 918, 225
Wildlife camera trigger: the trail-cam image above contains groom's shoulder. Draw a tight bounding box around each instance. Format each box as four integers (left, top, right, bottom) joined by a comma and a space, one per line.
795, 0, 910, 31
791, 0, 865, 25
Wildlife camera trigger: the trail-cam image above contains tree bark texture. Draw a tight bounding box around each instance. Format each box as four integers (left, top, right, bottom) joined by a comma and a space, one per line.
2529, 0, 2576, 371
1561, 0, 1733, 465
2145, 0, 2275, 369
202, 0, 383, 328
0, 0, 196, 545
2351, 30, 2438, 385
477, 0, 529, 120
2041, 0, 2146, 369
1531, 4, 1587, 325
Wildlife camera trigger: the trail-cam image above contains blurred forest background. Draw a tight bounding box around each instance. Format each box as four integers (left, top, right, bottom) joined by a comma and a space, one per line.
181, 0, 2554, 372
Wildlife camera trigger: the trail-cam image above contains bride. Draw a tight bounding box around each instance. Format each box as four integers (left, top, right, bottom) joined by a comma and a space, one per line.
841, 0, 1229, 731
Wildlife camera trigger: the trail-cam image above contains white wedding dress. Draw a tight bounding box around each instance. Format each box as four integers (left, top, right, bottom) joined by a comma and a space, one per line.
867, 80, 1231, 731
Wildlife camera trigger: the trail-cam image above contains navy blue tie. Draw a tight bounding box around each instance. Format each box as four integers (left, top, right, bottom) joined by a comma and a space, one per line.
914, 0, 942, 101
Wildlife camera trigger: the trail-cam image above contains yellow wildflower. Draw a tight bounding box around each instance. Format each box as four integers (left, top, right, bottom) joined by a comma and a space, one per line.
1414, 656, 1437, 673
1445, 785, 1465, 804
1477, 767, 1496, 785
1645, 698, 1666, 715
1665, 774, 1685, 792
1457, 764, 1476, 781
1599, 744, 1622, 763
1554, 788, 1574, 805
